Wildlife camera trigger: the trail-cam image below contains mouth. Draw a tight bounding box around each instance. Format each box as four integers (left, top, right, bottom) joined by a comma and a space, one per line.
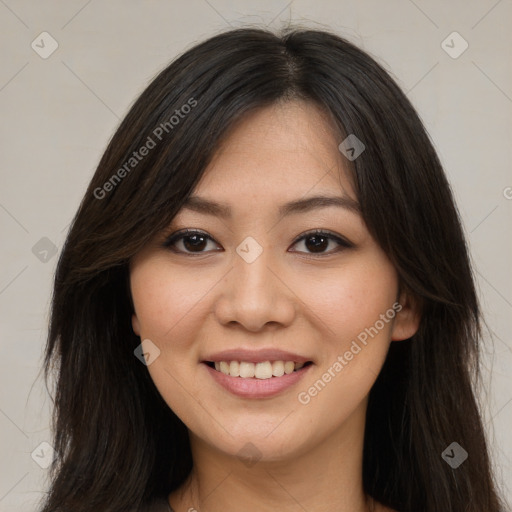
203, 360, 313, 379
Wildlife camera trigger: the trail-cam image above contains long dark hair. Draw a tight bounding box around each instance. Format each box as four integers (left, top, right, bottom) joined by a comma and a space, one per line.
39, 26, 506, 511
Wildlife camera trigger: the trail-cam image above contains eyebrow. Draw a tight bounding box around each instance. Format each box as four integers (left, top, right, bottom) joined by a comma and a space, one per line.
180, 194, 360, 219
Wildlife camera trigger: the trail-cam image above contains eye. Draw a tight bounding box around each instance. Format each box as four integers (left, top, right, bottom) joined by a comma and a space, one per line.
163, 228, 352, 256
162, 229, 221, 255
290, 229, 353, 256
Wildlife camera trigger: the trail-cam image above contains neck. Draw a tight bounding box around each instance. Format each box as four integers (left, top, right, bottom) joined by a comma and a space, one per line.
169, 404, 374, 512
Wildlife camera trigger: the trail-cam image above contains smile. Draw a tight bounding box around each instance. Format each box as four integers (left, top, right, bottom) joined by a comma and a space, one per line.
206, 360, 312, 379
202, 359, 313, 399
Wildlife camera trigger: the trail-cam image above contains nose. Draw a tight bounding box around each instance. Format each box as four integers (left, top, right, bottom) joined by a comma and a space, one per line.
213, 242, 296, 333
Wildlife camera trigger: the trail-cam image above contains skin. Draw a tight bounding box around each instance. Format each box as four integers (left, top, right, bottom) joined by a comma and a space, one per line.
129, 100, 420, 512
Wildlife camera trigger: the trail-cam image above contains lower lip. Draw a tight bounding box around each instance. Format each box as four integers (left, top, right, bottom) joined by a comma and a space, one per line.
203, 363, 312, 399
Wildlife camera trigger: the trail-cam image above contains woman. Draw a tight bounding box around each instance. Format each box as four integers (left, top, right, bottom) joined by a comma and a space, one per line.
39, 27, 506, 511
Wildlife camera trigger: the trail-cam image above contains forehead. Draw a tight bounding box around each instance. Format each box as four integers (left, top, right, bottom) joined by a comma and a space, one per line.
191, 100, 356, 204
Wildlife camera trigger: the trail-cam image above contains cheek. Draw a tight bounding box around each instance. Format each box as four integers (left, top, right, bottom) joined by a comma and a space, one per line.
130, 259, 212, 344
293, 271, 397, 431
294, 255, 398, 345
130, 259, 210, 420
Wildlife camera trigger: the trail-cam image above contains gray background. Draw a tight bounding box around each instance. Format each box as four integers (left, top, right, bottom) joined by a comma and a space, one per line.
0, 1, 511, 510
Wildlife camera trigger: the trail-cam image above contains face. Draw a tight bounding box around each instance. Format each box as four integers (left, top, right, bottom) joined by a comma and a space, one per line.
129, 100, 419, 463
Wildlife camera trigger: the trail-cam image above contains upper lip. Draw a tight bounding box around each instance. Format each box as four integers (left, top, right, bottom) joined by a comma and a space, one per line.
203, 349, 311, 364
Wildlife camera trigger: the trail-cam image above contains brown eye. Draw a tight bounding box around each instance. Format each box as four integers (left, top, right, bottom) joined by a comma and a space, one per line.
290, 229, 352, 255
163, 230, 221, 254
162, 228, 352, 257
303, 233, 330, 253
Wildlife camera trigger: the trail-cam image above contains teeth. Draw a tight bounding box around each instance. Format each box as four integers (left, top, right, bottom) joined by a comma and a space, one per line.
272, 361, 284, 377
255, 361, 272, 379
219, 361, 230, 375
229, 360, 240, 377
210, 360, 308, 379
239, 362, 255, 378
284, 361, 295, 374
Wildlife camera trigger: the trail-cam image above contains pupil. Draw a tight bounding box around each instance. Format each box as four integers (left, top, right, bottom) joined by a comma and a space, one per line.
306, 235, 328, 253
184, 234, 207, 252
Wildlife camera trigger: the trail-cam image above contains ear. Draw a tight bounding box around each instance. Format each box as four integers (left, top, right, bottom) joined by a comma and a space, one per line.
391, 289, 421, 341
131, 313, 141, 336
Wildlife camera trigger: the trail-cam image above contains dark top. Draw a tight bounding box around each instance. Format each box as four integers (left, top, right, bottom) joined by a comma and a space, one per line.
135, 496, 173, 512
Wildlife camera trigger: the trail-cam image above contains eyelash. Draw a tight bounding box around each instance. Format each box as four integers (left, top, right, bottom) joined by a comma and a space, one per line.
162, 228, 353, 257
